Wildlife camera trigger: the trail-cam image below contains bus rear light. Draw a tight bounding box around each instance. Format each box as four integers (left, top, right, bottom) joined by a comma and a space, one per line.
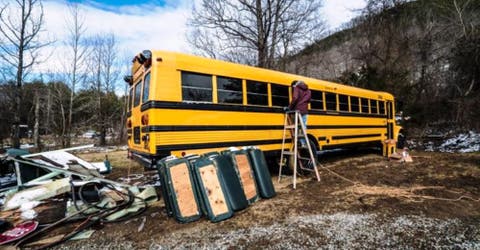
136, 53, 146, 64
181, 152, 186, 157
136, 50, 152, 68
142, 50, 152, 68
127, 119, 132, 128
123, 75, 133, 85
141, 114, 149, 125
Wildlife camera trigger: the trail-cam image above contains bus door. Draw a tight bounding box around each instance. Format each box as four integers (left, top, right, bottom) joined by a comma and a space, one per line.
387, 101, 394, 140
384, 101, 395, 156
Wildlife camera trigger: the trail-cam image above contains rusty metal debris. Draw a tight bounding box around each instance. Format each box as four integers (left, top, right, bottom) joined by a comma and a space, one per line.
0, 145, 157, 248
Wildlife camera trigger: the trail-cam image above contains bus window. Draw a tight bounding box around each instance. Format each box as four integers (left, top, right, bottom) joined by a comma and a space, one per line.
351, 96, 360, 112
339, 94, 349, 112
360, 98, 369, 113
142, 73, 150, 104
217, 76, 242, 104
370, 99, 378, 114
310, 90, 324, 110
134, 81, 142, 107
271, 83, 289, 107
181, 71, 212, 102
325, 92, 337, 111
128, 87, 133, 111
379, 101, 385, 115
247, 80, 268, 106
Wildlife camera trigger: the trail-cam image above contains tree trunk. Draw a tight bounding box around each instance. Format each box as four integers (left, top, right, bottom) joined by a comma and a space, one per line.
45, 88, 52, 135
12, 3, 26, 149
255, 0, 267, 68
34, 90, 41, 150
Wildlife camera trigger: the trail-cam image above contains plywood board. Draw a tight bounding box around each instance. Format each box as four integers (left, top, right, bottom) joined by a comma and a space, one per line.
234, 154, 257, 200
169, 163, 198, 217
199, 165, 229, 216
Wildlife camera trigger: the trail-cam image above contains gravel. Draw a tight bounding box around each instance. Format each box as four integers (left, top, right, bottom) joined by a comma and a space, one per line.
148, 213, 479, 249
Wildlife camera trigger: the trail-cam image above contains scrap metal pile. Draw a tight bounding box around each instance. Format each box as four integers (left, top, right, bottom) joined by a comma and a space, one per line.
0, 145, 157, 249
0, 144, 277, 248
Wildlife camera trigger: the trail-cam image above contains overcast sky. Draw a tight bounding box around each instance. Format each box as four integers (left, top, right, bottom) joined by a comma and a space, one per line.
35, 0, 366, 83
42, 0, 365, 53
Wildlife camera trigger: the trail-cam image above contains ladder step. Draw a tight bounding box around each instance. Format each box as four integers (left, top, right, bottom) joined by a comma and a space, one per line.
298, 156, 312, 161
282, 151, 295, 155
285, 125, 296, 129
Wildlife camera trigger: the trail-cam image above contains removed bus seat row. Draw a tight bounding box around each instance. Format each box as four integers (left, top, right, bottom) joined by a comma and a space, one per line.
156, 148, 276, 223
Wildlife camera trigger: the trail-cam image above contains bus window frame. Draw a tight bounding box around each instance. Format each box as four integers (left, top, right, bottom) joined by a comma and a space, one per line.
370, 99, 378, 114
128, 87, 133, 111
270, 83, 289, 107
246, 80, 268, 106
142, 71, 151, 104
217, 75, 243, 105
325, 92, 337, 111
360, 98, 369, 113
310, 89, 324, 111
133, 79, 142, 107
338, 94, 349, 112
181, 71, 213, 103
350, 96, 360, 113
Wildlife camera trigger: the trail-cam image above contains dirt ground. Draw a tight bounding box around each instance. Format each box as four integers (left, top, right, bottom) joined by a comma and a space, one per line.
52, 149, 480, 249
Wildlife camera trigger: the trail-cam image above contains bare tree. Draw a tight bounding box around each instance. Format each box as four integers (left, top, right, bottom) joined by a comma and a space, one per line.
0, 0, 50, 148
63, 2, 88, 147
87, 33, 120, 146
188, 0, 325, 69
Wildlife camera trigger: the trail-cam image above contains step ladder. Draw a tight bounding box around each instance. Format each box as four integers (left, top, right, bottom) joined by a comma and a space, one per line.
278, 110, 321, 189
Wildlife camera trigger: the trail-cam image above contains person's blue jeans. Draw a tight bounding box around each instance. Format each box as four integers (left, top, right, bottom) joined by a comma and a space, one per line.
300, 114, 308, 146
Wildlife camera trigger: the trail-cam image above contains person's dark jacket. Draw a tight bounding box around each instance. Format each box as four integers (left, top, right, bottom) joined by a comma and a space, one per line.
288, 81, 311, 114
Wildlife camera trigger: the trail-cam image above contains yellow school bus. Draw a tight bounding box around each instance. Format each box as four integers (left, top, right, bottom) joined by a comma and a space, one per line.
125, 50, 400, 167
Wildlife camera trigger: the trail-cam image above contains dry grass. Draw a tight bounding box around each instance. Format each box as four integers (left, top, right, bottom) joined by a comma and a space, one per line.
334, 184, 480, 203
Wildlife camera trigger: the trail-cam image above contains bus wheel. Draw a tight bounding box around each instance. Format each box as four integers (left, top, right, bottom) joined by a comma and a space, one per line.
288, 138, 319, 175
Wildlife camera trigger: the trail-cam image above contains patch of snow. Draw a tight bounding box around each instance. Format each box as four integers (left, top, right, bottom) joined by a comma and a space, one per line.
20, 144, 34, 149
4, 188, 46, 210
21, 209, 38, 220
411, 131, 480, 153
438, 131, 480, 153
19, 201, 41, 211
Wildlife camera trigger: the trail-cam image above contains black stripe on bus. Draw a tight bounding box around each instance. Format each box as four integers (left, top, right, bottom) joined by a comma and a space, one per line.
156, 139, 292, 152
141, 124, 387, 132
140, 100, 387, 118
332, 134, 381, 140
318, 136, 327, 141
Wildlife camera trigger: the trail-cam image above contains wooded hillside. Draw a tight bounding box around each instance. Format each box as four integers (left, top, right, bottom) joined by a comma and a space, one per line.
285, 0, 479, 131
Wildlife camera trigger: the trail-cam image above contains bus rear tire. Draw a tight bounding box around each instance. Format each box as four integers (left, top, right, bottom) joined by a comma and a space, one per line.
287, 138, 319, 175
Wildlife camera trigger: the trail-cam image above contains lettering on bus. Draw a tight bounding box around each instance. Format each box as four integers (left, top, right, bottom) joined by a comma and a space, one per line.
181, 71, 212, 102
217, 76, 243, 104
270, 83, 289, 107
246, 80, 268, 106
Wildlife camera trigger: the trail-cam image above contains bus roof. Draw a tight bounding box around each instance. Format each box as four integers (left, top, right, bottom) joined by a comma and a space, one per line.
150, 50, 395, 100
